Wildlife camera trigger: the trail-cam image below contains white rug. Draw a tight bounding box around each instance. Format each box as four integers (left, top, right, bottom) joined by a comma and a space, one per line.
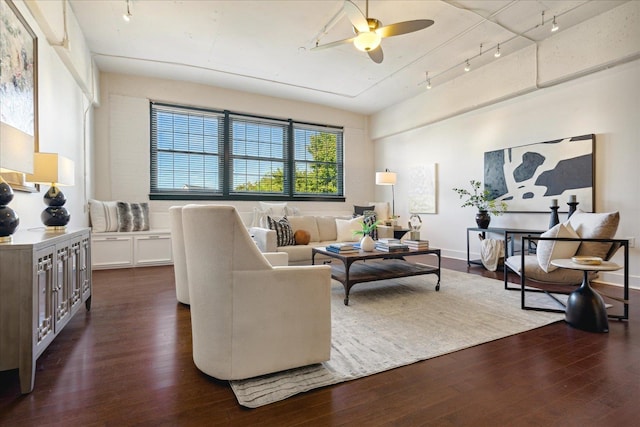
230, 269, 564, 408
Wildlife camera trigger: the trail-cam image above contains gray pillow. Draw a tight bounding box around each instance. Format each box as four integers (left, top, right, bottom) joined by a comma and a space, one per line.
117, 202, 150, 232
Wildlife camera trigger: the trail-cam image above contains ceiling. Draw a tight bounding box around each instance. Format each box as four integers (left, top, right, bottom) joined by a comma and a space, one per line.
69, 0, 625, 115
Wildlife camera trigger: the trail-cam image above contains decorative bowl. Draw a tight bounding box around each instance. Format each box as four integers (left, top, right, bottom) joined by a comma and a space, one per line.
571, 256, 603, 265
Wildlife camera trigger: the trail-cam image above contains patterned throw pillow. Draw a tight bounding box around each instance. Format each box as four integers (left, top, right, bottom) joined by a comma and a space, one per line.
353, 205, 375, 217
267, 216, 295, 247
362, 211, 378, 240
116, 202, 150, 232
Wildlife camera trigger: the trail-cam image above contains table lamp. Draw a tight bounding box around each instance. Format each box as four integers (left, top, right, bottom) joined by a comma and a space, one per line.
0, 123, 35, 242
375, 169, 397, 220
26, 152, 75, 229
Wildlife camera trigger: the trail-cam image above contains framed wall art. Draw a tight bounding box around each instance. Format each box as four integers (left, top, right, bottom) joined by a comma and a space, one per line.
484, 134, 594, 213
408, 163, 437, 214
0, 0, 38, 192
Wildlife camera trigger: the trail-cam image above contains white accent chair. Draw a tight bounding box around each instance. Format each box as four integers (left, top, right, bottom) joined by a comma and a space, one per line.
170, 206, 289, 305
181, 204, 332, 380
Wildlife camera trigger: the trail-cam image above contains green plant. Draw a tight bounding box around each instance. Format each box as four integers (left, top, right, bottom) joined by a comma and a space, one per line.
452, 179, 508, 216
353, 218, 382, 238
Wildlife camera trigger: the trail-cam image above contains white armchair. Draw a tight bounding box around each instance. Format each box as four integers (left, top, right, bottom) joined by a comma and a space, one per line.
181, 204, 332, 380
170, 205, 289, 305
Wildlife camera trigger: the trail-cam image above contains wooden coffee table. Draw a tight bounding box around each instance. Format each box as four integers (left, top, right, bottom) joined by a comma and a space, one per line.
312, 246, 441, 305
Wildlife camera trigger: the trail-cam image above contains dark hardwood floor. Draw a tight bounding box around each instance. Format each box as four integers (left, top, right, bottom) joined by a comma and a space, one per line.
1, 259, 638, 426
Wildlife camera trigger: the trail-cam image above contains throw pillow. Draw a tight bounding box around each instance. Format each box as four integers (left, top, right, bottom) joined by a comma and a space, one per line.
116, 201, 150, 232
335, 216, 363, 242
353, 205, 375, 217
362, 211, 378, 240
368, 201, 390, 221
267, 215, 295, 247
88, 199, 119, 232
536, 223, 581, 273
566, 210, 620, 259
294, 229, 311, 245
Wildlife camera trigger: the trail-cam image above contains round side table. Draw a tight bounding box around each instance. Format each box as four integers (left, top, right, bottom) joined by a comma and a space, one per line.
550, 259, 621, 333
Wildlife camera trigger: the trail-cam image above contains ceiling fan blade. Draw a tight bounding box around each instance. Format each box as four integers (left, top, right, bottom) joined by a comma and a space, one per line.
375, 19, 434, 38
368, 45, 383, 63
343, 0, 369, 33
312, 36, 356, 51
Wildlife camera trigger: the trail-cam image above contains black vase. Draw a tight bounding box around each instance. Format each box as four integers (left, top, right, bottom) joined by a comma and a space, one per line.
475, 210, 491, 229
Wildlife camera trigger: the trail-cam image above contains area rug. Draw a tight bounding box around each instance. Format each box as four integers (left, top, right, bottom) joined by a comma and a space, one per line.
230, 268, 564, 408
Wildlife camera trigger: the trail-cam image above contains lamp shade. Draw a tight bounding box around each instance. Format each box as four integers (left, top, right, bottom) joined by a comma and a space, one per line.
0, 122, 34, 174
375, 171, 397, 186
26, 153, 75, 186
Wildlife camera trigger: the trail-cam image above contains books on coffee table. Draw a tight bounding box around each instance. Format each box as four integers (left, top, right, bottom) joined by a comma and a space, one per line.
375, 242, 409, 252
326, 243, 359, 254
404, 239, 429, 250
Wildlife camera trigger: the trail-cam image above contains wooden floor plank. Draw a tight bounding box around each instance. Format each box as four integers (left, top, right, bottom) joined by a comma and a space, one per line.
0, 259, 638, 426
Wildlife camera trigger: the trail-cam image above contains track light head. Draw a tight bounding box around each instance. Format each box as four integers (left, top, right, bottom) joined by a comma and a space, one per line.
494, 43, 501, 58
551, 16, 559, 32
123, 0, 132, 22
464, 59, 470, 72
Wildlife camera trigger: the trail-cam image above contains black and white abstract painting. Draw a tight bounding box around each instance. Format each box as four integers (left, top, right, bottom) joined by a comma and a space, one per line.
484, 135, 594, 213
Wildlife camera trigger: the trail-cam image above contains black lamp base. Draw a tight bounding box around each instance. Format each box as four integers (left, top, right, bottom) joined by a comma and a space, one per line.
0, 179, 19, 242
41, 185, 70, 228
41, 206, 70, 228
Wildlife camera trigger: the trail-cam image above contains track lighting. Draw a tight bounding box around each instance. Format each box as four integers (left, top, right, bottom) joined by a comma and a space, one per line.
123, 0, 132, 22
551, 15, 559, 32
425, 72, 431, 89
494, 43, 501, 58
464, 59, 470, 72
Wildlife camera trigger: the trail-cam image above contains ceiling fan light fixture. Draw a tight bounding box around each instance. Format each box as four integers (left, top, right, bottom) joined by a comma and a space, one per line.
354, 31, 382, 52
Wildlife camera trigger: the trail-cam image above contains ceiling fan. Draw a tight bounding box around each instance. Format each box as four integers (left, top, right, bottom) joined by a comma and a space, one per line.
313, 0, 434, 64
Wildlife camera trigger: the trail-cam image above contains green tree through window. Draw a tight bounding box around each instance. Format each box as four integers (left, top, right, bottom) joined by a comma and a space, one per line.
150, 102, 344, 201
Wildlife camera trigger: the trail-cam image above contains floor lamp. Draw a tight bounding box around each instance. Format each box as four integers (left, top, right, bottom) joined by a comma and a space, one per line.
0, 123, 35, 242
375, 169, 397, 222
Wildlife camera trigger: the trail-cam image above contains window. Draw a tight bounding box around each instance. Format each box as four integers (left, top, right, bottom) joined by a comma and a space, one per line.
150, 102, 344, 201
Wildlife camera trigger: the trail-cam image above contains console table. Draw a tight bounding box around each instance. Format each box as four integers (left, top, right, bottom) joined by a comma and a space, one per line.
466, 227, 544, 267
0, 228, 92, 393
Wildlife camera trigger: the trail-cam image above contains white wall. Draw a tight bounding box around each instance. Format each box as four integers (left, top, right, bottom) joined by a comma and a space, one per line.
372, 59, 640, 288
9, 1, 93, 231
94, 73, 374, 225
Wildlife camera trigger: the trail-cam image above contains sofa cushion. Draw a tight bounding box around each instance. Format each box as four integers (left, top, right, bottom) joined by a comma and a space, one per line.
287, 216, 320, 242
89, 199, 119, 232
566, 210, 620, 259
316, 216, 338, 241
116, 201, 150, 232
268, 216, 295, 246
368, 201, 390, 220
536, 223, 581, 273
294, 229, 311, 245
335, 216, 363, 242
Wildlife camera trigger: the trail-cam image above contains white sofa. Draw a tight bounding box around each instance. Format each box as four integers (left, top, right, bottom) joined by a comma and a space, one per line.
250, 215, 395, 265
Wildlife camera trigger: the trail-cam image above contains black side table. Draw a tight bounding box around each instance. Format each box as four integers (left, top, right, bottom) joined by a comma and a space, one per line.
550, 259, 622, 333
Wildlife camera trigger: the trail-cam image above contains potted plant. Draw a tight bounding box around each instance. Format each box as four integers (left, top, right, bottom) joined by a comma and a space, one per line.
353, 217, 381, 251
452, 180, 507, 228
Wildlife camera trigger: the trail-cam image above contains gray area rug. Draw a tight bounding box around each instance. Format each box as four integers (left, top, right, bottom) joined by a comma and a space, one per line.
230, 268, 564, 408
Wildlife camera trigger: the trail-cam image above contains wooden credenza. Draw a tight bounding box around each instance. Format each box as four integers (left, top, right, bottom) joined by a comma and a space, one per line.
0, 228, 91, 393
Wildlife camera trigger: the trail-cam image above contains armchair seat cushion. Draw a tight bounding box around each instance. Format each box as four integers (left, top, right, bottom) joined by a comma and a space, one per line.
505, 255, 589, 285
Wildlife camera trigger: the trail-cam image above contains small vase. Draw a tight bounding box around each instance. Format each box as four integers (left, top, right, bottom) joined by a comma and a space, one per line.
360, 235, 375, 252
475, 210, 491, 229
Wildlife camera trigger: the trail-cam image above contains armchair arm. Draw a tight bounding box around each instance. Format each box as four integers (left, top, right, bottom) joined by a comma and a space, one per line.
263, 252, 288, 266
249, 227, 277, 252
